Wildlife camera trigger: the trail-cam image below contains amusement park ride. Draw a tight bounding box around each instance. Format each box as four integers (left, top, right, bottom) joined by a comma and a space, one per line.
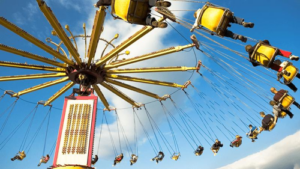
1, 0, 300, 168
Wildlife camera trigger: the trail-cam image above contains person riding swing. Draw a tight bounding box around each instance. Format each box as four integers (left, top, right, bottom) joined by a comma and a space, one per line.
211, 139, 223, 156
230, 135, 242, 148
171, 153, 180, 161
113, 153, 123, 166
246, 124, 259, 142
194, 146, 204, 156
94, 0, 171, 28
245, 40, 300, 92
259, 112, 276, 133
37, 154, 50, 166
191, 2, 254, 42
91, 155, 98, 165
270, 87, 300, 109
151, 151, 164, 164
11, 151, 26, 161
130, 154, 138, 165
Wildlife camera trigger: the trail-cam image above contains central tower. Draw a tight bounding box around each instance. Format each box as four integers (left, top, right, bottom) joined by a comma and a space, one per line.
51, 92, 98, 169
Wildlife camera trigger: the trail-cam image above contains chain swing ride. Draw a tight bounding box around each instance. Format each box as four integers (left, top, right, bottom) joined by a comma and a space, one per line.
0, 0, 299, 168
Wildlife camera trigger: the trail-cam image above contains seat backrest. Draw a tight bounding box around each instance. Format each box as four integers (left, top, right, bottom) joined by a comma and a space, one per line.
200, 5, 225, 32
251, 43, 277, 67
283, 63, 299, 84
281, 95, 294, 109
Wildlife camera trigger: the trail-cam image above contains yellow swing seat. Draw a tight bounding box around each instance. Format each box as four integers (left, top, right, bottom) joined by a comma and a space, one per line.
248, 130, 258, 139
251, 42, 278, 67
198, 3, 233, 37
278, 93, 294, 109
112, 0, 150, 25
268, 123, 276, 131
171, 154, 180, 161
232, 140, 242, 147
283, 63, 299, 84
279, 111, 287, 118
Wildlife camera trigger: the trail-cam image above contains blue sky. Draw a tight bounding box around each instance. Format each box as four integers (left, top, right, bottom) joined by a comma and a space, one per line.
0, 0, 300, 169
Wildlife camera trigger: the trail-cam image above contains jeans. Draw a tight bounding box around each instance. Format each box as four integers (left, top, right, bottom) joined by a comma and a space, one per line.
286, 83, 297, 92
231, 16, 244, 25
283, 109, 294, 118
293, 101, 300, 109
96, 0, 111, 7
225, 30, 239, 39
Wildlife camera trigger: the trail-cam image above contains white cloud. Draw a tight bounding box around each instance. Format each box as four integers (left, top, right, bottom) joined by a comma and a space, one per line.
12, 2, 38, 25
218, 130, 300, 169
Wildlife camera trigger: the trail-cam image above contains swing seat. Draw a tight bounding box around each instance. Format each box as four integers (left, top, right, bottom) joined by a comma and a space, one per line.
231, 140, 242, 147
283, 63, 299, 84
198, 3, 233, 37
279, 111, 287, 118
268, 123, 276, 131
248, 130, 258, 139
211, 147, 220, 151
195, 151, 203, 156
112, 0, 151, 25
279, 94, 294, 109
171, 154, 180, 161
251, 43, 277, 67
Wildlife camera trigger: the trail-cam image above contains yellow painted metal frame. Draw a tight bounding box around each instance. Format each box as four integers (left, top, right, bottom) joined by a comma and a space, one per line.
92, 84, 110, 110
105, 78, 162, 99
36, 0, 81, 65
105, 44, 195, 69
100, 81, 139, 107
12, 77, 69, 97
0, 61, 65, 72
96, 18, 165, 67
0, 17, 73, 65
0, 72, 66, 81
52, 166, 94, 169
45, 81, 74, 106
106, 66, 197, 74
0, 44, 66, 67
283, 63, 298, 84
106, 74, 184, 88
87, 7, 106, 66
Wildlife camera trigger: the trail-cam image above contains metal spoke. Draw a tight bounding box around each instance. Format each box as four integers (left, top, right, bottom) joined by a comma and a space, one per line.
0, 44, 66, 67
92, 84, 110, 110
87, 7, 106, 66
37, 0, 81, 65
0, 72, 66, 81
44, 81, 75, 106
104, 44, 194, 69
106, 74, 184, 88
13, 77, 69, 97
0, 61, 65, 72
0, 17, 74, 65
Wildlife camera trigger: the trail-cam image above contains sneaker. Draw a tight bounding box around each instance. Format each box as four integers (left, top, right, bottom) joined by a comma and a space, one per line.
11, 158, 14, 161
242, 22, 254, 28
230, 144, 233, 148
155, 1, 171, 7
237, 35, 247, 43
151, 21, 168, 28
290, 55, 299, 61
290, 114, 294, 119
